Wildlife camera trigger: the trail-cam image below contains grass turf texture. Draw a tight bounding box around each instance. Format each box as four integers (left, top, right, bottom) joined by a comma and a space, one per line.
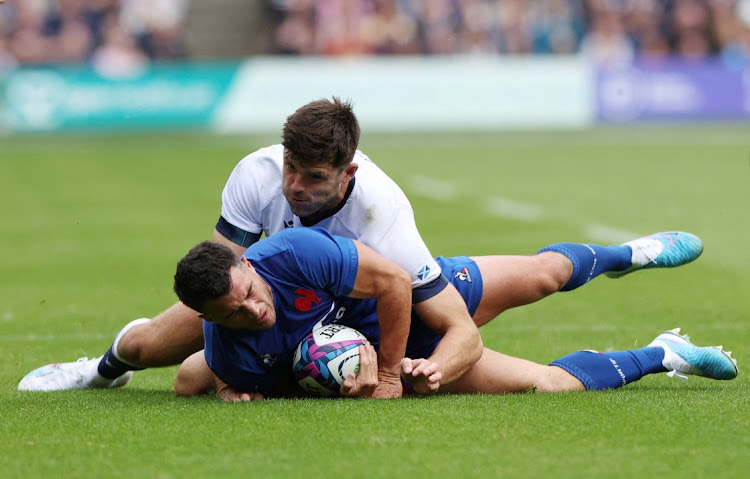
1, 127, 748, 478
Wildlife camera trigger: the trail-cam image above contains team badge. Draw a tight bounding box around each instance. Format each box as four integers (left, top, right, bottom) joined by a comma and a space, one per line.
294, 288, 321, 311
417, 265, 431, 281
454, 267, 472, 283
260, 353, 280, 367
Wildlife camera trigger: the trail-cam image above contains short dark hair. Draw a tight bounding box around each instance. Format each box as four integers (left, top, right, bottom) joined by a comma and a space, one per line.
282, 96, 361, 170
173, 242, 243, 312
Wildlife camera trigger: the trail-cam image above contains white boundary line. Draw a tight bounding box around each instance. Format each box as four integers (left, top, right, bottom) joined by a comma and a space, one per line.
407, 175, 458, 202
408, 175, 643, 242
1, 333, 111, 342
485, 196, 544, 222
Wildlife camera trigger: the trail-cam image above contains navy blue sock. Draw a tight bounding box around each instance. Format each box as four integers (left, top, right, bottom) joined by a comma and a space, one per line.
550, 347, 666, 391
537, 242, 632, 291
97, 346, 144, 379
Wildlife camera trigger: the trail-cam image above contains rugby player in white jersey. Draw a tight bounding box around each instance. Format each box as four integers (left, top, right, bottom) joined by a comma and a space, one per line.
18, 97, 704, 397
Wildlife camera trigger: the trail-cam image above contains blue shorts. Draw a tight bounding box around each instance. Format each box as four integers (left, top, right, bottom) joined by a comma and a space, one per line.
405, 256, 483, 360
436, 256, 483, 317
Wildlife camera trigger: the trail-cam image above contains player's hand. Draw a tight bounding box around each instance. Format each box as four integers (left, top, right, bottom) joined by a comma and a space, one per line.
340, 342, 380, 398
216, 378, 264, 402
372, 369, 403, 399
401, 357, 442, 395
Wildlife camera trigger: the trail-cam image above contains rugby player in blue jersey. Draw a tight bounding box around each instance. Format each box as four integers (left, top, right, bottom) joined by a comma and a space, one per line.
19, 98, 705, 398
169, 228, 737, 400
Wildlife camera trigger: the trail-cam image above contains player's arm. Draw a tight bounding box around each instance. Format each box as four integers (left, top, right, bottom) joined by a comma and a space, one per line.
368, 204, 483, 390
212, 228, 259, 256
347, 240, 413, 399
409, 284, 483, 390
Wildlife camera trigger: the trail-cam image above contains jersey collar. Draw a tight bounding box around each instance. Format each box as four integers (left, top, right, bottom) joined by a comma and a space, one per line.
299, 177, 356, 227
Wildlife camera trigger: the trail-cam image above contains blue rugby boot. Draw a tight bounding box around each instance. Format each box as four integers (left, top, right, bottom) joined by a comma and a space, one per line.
605, 231, 703, 278
648, 328, 738, 381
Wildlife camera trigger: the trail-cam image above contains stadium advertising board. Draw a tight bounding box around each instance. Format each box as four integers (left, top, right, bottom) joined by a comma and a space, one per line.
211, 57, 593, 132
1, 63, 238, 131
596, 59, 750, 122
2, 58, 749, 133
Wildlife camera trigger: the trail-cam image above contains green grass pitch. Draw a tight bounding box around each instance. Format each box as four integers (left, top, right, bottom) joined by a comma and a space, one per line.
1, 126, 748, 478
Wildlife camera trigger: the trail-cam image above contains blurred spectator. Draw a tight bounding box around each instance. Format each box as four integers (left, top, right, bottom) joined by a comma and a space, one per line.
0, 34, 17, 73
622, 0, 668, 60
418, 1, 461, 54
667, 0, 716, 60
266, 0, 749, 62
314, 0, 376, 55
92, 12, 148, 77
273, 0, 316, 55
455, 0, 501, 55
366, 0, 421, 54
1, 0, 749, 65
579, 5, 635, 65
532, 0, 584, 54
120, 0, 188, 59
0, 0, 188, 68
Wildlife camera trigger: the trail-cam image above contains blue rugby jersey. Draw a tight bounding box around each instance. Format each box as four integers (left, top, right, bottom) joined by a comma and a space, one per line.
203, 228, 482, 395
204, 227, 383, 394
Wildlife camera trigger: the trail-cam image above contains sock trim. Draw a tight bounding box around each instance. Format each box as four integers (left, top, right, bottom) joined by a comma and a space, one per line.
549, 359, 596, 390
537, 245, 579, 287
111, 317, 150, 367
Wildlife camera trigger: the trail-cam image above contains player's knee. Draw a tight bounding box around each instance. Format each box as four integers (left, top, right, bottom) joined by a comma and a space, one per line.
116, 322, 155, 367
175, 352, 214, 397
175, 367, 204, 397
533, 366, 585, 393
534, 252, 573, 294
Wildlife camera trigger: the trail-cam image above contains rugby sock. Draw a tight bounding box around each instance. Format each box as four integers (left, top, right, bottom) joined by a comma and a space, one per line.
549, 348, 666, 391
97, 318, 150, 379
536, 242, 632, 291
98, 346, 144, 379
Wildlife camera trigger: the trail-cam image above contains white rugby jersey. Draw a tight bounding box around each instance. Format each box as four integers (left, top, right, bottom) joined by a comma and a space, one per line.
218, 144, 442, 292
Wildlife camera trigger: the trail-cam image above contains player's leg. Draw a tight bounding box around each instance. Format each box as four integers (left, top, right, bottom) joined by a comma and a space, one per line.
537, 231, 703, 288
175, 350, 216, 397
442, 251, 589, 328
468, 231, 704, 327
115, 303, 204, 367
18, 302, 204, 391
439, 347, 585, 394
549, 328, 737, 389
440, 328, 737, 395
470, 253, 572, 327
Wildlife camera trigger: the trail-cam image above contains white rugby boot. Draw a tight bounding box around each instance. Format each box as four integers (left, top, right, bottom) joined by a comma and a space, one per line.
18, 357, 133, 391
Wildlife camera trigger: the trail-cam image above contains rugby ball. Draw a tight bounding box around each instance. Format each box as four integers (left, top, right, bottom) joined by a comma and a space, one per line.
292, 323, 366, 397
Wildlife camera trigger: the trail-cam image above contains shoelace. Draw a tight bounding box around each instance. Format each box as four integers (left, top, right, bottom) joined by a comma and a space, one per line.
661, 342, 690, 381
635, 239, 661, 265
666, 369, 689, 381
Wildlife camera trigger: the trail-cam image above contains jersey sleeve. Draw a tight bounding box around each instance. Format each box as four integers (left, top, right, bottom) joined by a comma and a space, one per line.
360, 198, 442, 287
346, 157, 442, 291
218, 154, 267, 239
215, 216, 263, 248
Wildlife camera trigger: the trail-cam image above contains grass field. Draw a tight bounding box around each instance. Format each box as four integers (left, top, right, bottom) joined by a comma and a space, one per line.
1, 126, 748, 478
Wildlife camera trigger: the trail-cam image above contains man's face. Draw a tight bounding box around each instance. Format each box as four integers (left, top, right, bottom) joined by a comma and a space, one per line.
199, 258, 276, 330
281, 153, 357, 219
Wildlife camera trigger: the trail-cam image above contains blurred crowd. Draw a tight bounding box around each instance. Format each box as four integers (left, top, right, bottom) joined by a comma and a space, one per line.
269, 0, 750, 65
0, 0, 187, 75
2, 0, 750, 72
